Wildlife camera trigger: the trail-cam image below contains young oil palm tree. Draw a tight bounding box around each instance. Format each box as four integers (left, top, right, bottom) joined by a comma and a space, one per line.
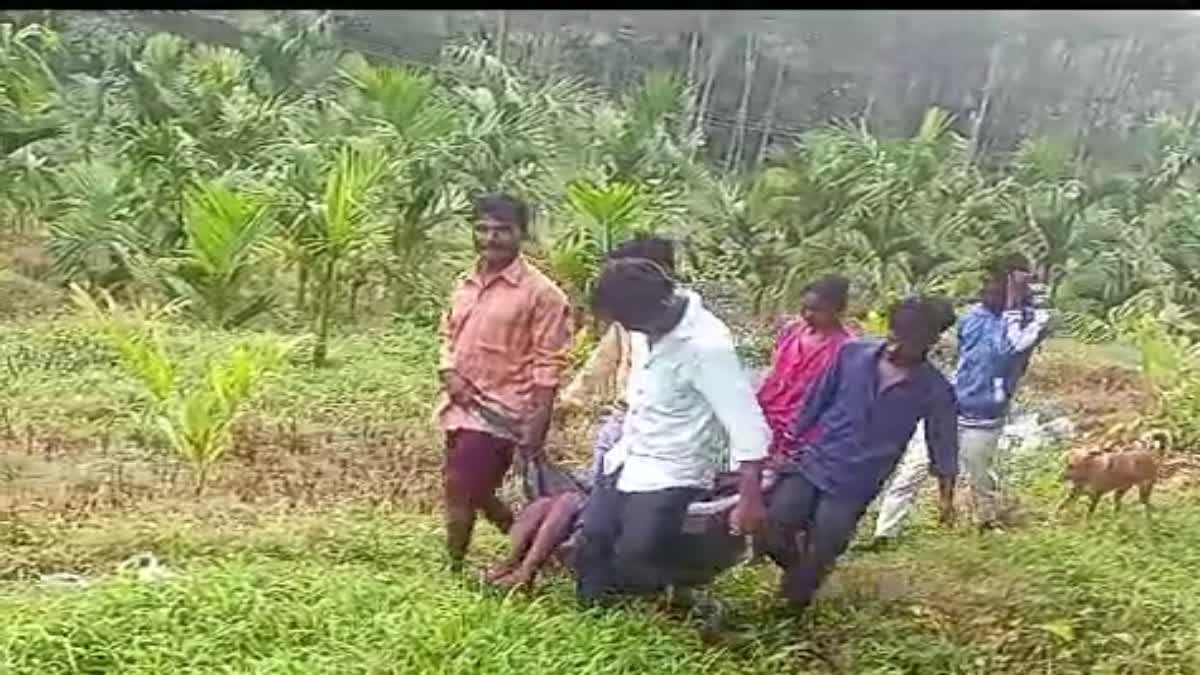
305, 143, 387, 366
161, 179, 276, 329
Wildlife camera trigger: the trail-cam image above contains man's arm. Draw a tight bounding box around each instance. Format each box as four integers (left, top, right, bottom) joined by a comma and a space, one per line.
1002, 308, 1051, 354
787, 344, 845, 445
437, 301, 479, 406
924, 380, 961, 526
689, 340, 771, 535
523, 288, 574, 456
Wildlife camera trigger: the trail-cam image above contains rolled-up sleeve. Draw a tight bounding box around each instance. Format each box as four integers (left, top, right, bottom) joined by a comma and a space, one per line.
530, 287, 573, 389
924, 380, 960, 480
690, 341, 770, 465
1003, 309, 1051, 353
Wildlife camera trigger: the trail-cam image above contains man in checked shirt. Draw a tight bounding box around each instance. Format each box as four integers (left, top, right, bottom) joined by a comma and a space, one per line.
435, 193, 572, 572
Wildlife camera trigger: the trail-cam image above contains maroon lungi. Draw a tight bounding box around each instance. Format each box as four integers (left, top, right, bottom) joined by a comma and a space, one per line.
444, 429, 515, 504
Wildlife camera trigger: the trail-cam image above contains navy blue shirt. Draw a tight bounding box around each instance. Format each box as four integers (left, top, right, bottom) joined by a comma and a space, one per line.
784, 338, 959, 504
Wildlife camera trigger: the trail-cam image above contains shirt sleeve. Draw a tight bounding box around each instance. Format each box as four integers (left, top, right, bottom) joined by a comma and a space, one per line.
1003, 309, 1051, 353
788, 343, 845, 442
689, 341, 770, 465
560, 323, 621, 410
923, 379, 960, 480
529, 287, 573, 390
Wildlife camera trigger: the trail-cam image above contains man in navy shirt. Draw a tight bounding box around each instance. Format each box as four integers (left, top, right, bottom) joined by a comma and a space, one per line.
765, 296, 959, 612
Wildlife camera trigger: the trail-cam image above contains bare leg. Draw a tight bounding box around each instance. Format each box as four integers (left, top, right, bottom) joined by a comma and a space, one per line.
1086, 492, 1102, 519
497, 493, 584, 589
486, 497, 554, 581
481, 494, 515, 534
445, 484, 476, 571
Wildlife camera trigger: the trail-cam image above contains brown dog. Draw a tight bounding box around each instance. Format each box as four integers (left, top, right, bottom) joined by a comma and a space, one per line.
1058, 441, 1161, 517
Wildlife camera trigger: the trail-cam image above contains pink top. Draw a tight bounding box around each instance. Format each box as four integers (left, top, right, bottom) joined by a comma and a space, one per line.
756, 318, 854, 456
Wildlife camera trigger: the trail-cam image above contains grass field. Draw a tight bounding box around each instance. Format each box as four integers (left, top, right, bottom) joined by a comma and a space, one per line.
1, 317, 1196, 674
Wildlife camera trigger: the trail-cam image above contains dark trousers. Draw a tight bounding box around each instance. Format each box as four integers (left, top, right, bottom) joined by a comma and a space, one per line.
574, 473, 701, 603
765, 472, 869, 610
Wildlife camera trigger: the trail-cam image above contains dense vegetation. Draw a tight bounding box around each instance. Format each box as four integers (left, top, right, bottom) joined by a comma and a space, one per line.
2, 13, 1200, 674
3, 14, 1199, 445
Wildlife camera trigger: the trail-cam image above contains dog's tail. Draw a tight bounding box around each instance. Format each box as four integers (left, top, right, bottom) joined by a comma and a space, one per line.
1138, 429, 1173, 456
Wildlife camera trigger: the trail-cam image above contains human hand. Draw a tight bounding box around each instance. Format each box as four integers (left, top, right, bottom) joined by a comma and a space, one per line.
730, 496, 767, 537
442, 370, 479, 407
1006, 270, 1033, 310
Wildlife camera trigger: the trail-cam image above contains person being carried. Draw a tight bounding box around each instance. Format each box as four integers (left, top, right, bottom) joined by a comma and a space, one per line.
482, 410, 622, 589
574, 258, 770, 608
765, 297, 959, 614
868, 254, 1051, 546
435, 193, 572, 573
757, 274, 856, 458
483, 237, 677, 590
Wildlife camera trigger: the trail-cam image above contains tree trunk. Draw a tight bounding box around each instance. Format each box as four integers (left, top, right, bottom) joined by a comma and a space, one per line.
297, 263, 308, 312
969, 39, 1004, 164
313, 258, 338, 367
755, 58, 787, 167
681, 16, 704, 141
725, 33, 757, 173
693, 32, 726, 142
495, 10, 508, 63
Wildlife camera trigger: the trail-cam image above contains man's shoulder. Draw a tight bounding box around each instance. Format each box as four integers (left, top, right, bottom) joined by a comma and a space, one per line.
522, 260, 570, 306
920, 361, 955, 396
840, 337, 884, 357
958, 303, 993, 327
685, 294, 738, 351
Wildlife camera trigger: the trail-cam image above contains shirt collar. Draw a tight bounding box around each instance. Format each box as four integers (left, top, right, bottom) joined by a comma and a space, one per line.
865, 337, 932, 388
470, 256, 526, 288
662, 289, 702, 342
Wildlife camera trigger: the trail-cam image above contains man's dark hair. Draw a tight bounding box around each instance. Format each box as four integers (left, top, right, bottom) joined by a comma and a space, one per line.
983, 253, 1031, 284
888, 295, 957, 346
608, 236, 676, 275
805, 274, 851, 311
474, 193, 529, 234
591, 257, 675, 323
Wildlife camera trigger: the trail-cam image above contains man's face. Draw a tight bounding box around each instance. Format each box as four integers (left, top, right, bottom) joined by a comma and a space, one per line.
1009, 269, 1034, 305
800, 291, 841, 331
884, 330, 930, 367
473, 216, 521, 267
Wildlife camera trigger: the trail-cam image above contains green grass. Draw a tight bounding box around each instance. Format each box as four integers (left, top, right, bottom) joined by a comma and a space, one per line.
1, 314, 1198, 673
0, 316, 441, 446
2, 451, 1200, 674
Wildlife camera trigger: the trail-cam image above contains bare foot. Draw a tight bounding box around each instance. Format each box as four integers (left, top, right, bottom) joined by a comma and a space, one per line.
494, 568, 535, 591
484, 561, 517, 583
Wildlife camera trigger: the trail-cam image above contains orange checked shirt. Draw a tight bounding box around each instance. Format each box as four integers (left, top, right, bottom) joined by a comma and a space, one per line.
435, 256, 572, 441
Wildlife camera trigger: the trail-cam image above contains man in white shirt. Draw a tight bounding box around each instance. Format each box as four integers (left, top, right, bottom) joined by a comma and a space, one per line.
574, 258, 770, 605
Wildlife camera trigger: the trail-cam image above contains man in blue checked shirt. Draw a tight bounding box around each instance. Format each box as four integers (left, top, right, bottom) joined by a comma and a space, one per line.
764, 296, 959, 613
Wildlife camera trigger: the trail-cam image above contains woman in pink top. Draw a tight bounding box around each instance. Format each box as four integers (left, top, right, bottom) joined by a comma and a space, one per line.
757, 275, 854, 458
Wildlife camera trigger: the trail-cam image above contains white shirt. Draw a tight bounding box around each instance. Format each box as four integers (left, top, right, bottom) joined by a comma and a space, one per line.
603, 290, 770, 493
